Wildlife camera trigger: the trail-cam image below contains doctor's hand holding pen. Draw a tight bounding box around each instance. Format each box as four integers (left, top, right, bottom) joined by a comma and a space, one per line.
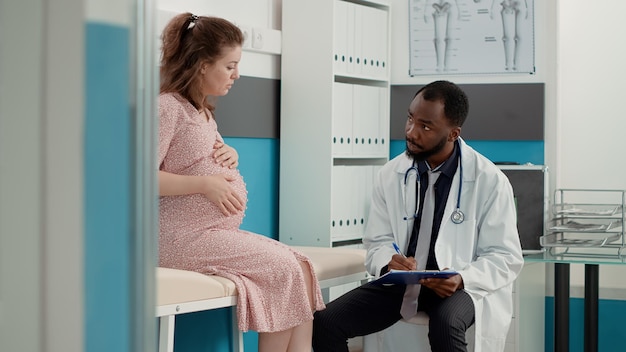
389, 242, 417, 271
391, 242, 463, 297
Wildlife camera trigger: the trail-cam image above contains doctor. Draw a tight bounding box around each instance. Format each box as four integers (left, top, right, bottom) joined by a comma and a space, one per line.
313, 80, 523, 352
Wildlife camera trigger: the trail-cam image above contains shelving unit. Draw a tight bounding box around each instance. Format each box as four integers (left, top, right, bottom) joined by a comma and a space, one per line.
540, 189, 625, 257
279, 0, 391, 248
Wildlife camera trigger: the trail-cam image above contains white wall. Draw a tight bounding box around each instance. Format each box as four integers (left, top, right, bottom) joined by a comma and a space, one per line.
556, 0, 626, 190
157, 0, 281, 79
554, 0, 626, 297
158, 0, 274, 28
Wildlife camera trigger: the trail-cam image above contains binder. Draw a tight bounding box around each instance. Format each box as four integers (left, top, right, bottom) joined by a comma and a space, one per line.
374, 269, 459, 285
331, 165, 348, 241
352, 84, 379, 156
346, 2, 356, 74
361, 5, 377, 77
361, 165, 374, 236
348, 166, 360, 239
332, 82, 353, 156
353, 3, 364, 75
377, 87, 389, 156
375, 8, 388, 78
333, 0, 348, 74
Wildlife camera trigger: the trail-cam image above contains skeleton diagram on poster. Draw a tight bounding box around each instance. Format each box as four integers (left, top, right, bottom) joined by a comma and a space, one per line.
409, 0, 535, 76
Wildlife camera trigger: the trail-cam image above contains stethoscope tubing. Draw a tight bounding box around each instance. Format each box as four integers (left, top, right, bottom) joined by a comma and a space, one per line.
402, 150, 464, 224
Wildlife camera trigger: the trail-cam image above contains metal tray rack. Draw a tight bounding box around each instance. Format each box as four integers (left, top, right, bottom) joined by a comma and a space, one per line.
540, 189, 625, 257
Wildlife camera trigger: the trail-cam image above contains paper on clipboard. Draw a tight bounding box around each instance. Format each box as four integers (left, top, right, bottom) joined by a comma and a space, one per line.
374, 269, 458, 285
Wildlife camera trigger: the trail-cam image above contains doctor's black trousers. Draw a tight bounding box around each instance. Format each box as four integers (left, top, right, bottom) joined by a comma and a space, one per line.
312, 281, 475, 352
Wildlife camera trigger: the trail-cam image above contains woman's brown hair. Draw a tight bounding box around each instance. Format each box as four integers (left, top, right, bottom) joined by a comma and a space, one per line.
160, 12, 244, 112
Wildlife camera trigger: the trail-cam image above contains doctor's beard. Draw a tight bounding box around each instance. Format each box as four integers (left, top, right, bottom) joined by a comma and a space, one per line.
405, 135, 447, 162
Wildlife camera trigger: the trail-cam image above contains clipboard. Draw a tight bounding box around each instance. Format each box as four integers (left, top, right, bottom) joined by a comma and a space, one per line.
374, 269, 458, 285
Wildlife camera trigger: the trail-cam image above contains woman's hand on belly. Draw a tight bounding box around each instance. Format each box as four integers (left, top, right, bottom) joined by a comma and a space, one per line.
213, 141, 239, 169
202, 174, 245, 216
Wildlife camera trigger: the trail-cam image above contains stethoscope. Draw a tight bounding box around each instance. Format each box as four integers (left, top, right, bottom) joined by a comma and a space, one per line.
401, 150, 464, 224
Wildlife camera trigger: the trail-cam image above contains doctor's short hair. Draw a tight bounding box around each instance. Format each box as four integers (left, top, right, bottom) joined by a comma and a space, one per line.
414, 80, 469, 127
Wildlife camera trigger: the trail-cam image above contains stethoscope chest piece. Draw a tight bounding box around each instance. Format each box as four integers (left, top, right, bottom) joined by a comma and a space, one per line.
451, 209, 464, 224
403, 144, 465, 225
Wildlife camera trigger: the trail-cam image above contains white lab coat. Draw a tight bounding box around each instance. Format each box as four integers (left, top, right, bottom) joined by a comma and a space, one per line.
363, 138, 524, 352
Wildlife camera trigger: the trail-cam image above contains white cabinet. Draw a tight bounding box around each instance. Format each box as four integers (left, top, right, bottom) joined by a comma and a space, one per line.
509, 261, 546, 352
279, 0, 391, 247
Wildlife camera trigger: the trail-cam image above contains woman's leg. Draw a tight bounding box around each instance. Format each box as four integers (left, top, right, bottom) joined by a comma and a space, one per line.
258, 329, 292, 352
287, 320, 313, 352
299, 260, 315, 309
258, 320, 313, 352
285, 261, 315, 351
259, 260, 315, 352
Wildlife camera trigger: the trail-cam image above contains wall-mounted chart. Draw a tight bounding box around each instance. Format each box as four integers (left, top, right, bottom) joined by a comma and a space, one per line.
409, 0, 535, 76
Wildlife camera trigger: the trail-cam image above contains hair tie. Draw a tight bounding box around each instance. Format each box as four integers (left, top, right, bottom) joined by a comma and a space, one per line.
187, 14, 199, 30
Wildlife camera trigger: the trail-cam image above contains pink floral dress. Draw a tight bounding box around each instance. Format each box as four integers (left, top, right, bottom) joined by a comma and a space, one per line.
158, 93, 325, 332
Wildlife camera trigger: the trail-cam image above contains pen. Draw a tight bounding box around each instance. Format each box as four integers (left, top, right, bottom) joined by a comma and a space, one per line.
392, 242, 406, 258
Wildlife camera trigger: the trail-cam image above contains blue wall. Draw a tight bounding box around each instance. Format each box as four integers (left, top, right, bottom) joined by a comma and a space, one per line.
233, 138, 280, 238
173, 137, 278, 352
85, 22, 132, 352
544, 297, 626, 352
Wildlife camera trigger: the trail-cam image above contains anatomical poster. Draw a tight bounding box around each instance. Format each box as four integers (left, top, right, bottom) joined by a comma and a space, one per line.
408, 0, 535, 76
